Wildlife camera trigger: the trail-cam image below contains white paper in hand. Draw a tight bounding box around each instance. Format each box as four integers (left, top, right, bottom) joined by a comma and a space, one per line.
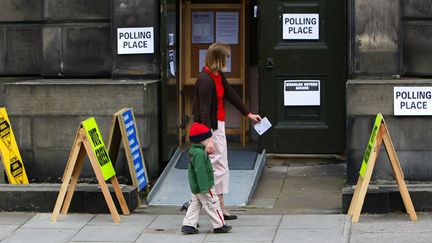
254, 117, 272, 135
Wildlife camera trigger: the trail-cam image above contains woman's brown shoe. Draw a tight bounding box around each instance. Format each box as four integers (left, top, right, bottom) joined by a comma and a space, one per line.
223, 214, 238, 220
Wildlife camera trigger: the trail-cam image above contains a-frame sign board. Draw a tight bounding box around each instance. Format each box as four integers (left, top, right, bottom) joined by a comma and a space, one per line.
0, 107, 29, 184
51, 118, 130, 223
107, 108, 150, 193
347, 113, 417, 223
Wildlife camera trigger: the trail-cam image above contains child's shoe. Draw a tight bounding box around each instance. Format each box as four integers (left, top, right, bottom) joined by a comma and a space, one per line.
180, 201, 190, 211
181, 225, 199, 234
213, 224, 232, 233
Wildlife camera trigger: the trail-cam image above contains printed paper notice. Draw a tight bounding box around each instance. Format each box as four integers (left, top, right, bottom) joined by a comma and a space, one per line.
254, 117, 272, 136
192, 12, 214, 43
216, 12, 239, 44
199, 49, 207, 71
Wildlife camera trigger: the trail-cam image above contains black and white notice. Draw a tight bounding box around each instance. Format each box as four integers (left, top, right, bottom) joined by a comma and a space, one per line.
117, 27, 154, 54
284, 80, 320, 106
282, 14, 319, 40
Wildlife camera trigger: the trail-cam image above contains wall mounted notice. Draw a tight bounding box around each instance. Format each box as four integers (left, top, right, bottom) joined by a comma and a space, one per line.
192, 12, 214, 43
282, 14, 319, 40
117, 27, 154, 54
394, 87, 432, 116
216, 12, 239, 44
284, 80, 320, 106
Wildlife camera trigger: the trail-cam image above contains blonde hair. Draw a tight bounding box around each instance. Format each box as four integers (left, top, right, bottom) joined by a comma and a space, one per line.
205, 42, 230, 71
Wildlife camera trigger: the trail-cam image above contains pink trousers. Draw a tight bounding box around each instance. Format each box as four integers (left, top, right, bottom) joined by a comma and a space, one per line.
209, 121, 229, 194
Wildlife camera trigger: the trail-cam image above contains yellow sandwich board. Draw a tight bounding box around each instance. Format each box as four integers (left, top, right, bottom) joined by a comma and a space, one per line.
107, 108, 150, 193
347, 113, 417, 223
51, 117, 130, 223
0, 107, 29, 184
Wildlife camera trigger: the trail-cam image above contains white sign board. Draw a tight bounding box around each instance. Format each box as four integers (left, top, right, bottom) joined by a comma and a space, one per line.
282, 14, 319, 40
117, 27, 154, 54
216, 12, 239, 44
284, 80, 320, 106
192, 12, 214, 43
394, 87, 432, 116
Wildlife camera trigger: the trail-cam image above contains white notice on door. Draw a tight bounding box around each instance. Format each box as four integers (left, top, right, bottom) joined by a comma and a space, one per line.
284, 80, 320, 106
282, 14, 319, 40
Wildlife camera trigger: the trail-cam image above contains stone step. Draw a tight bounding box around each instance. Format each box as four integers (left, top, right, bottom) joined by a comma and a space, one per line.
342, 184, 432, 213
0, 184, 138, 213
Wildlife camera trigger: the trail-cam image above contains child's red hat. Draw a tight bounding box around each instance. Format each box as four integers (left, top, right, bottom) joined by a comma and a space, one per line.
189, 122, 212, 142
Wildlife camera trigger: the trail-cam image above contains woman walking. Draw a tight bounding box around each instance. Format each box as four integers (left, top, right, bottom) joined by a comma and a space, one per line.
193, 42, 261, 220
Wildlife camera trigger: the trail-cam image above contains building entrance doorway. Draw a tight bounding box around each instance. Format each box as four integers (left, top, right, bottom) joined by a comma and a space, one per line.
161, 0, 259, 158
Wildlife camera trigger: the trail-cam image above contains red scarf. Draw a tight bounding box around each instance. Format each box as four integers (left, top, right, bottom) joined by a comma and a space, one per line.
204, 66, 225, 121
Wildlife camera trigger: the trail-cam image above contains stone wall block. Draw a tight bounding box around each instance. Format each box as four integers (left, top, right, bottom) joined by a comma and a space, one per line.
402, 0, 432, 18
3, 81, 157, 116
43, 0, 110, 21
0, 0, 42, 22
0, 29, 5, 73
4, 27, 42, 75
62, 25, 112, 76
353, 0, 400, 75
8, 117, 32, 150
42, 26, 63, 76
403, 22, 432, 76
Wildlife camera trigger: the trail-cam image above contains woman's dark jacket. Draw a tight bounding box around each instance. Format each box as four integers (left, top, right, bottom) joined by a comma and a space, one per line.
193, 69, 249, 130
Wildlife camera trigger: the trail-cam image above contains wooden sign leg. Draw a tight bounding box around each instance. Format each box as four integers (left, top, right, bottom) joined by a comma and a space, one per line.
110, 176, 130, 215
60, 145, 87, 215
347, 176, 363, 216
81, 134, 121, 223
61, 128, 81, 182
51, 139, 82, 222
382, 131, 418, 221
351, 125, 385, 223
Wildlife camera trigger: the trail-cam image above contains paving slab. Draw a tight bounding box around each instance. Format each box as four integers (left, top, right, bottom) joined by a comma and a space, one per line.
0, 212, 35, 225
279, 215, 347, 229
146, 215, 185, 230
21, 213, 94, 229
227, 215, 281, 227
2, 228, 77, 243
205, 226, 277, 242
350, 232, 432, 243
274, 215, 347, 243
274, 228, 344, 243
88, 214, 157, 227
70, 242, 132, 243
0, 225, 19, 241
136, 233, 207, 243
350, 213, 432, 235
70, 225, 144, 242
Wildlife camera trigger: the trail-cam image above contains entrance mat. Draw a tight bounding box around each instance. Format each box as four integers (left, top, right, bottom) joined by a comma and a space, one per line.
175, 149, 258, 170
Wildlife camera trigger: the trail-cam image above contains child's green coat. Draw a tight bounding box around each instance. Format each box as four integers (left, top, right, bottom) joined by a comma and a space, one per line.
188, 143, 215, 194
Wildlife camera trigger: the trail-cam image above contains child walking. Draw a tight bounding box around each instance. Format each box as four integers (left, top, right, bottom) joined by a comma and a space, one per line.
181, 122, 232, 234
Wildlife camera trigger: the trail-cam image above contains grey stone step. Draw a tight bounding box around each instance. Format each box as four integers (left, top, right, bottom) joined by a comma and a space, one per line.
0, 183, 138, 213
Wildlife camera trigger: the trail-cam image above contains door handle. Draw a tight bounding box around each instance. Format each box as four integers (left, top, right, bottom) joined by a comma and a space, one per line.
266, 57, 275, 69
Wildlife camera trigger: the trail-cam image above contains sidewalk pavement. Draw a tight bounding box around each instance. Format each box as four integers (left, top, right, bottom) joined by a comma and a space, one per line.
0, 212, 430, 242
0, 164, 429, 242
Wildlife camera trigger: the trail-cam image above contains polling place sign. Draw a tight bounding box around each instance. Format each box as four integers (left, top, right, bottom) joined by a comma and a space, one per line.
117, 27, 154, 54
282, 14, 319, 40
394, 87, 432, 116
